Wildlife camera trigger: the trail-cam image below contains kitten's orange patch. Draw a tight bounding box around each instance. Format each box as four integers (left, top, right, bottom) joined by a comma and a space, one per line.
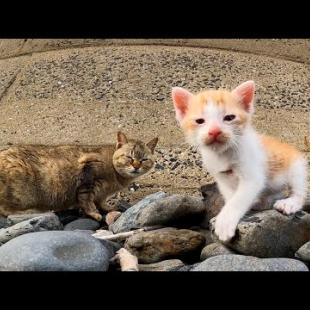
260, 135, 301, 178
181, 89, 249, 132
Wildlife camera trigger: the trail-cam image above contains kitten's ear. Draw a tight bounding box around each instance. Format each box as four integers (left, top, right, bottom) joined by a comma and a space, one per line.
172, 87, 193, 122
231, 80, 255, 113
146, 137, 158, 154
116, 131, 128, 149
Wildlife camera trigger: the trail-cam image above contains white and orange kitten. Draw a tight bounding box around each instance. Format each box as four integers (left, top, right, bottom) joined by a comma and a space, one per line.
172, 80, 308, 242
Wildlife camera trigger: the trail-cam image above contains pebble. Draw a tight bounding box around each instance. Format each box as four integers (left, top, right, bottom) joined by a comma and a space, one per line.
139, 259, 185, 271
210, 210, 310, 258
192, 255, 309, 271
0, 231, 110, 271
64, 218, 100, 231
295, 241, 310, 262
124, 227, 206, 264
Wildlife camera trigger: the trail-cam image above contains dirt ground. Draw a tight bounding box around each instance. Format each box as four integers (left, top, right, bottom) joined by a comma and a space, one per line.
0, 39, 308, 207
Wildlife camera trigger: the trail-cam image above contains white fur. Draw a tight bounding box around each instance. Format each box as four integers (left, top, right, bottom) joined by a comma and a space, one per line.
173, 84, 308, 242
185, 102, 236, 153
184, 102, 307, 242
205, 100, 222, 120
198, 130, 308, 241
200, 127, 267, 242
273, 157, 308, 214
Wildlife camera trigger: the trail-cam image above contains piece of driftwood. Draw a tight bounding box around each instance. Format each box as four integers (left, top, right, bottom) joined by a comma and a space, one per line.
92, 225, 163, 242
111, 248, 139, 271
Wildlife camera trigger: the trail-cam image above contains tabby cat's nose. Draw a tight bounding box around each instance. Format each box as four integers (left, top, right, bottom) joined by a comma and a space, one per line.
132, 160, 141, 169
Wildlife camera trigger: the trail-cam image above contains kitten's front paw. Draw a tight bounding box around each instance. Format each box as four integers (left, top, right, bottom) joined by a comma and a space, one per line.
274, 197, 302, 215
214, 211, 238, 243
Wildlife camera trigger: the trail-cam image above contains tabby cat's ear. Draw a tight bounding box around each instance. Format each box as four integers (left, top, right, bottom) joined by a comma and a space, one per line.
146, 137, 158, 154
116, 131, 128, 149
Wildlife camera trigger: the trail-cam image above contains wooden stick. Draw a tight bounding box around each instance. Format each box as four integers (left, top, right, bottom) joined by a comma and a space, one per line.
92, 225, 163, 241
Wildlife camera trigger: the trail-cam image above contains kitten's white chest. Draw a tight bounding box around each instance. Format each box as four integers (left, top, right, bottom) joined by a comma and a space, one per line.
200, 148, 235, 175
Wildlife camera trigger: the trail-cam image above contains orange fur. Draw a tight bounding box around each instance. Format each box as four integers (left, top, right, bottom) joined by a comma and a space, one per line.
178, 86, 304, 182
0, 134, 158, 220
173, 81, 308, 241
260, 135, 301, 178
181, 89, 249, 134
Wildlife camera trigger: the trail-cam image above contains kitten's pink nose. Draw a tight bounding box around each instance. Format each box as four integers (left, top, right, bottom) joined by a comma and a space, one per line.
208, 128, 222, 138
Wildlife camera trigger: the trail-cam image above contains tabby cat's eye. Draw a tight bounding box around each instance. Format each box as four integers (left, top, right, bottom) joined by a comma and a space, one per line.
126, 156, 133, 163
141, 158, 148, 162
223, 114, 236, 121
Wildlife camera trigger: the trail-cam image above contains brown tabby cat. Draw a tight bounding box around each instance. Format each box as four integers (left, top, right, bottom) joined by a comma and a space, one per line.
0, 132, 158, 221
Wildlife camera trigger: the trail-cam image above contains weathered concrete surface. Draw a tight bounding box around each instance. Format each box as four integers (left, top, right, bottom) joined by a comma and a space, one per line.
0, 39, 102, 59
0, 56, 29, 100
0, 39, 308, 207
0, 39, 309, 63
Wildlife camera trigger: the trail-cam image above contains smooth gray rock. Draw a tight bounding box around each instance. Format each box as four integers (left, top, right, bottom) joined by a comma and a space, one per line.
99, 240, 122, 258
139, 259, 185, 271
190, 228, 214, 246
7, 213, 52, 226
111, 192, 168, 233
0, 213, 63, 245
0, 216, 7, 229
200, 243, 235, 261
67, 230, 120, 257
135, 195, 206, 228
304, 194, 310, 213
200, 183, 290, 221
0, 231, 110, 271
55, 209, 80, 225
124, 227, 206, 264
295, 242, 310, 262
111, 192, 206, 233
210, 210, 310, 258
116, 200, 132, 212
64, 218, 100, 231
200, 183, 224, 220
177, 263, 200, 272
73, 229, 95, 234
192, 255, 309, 271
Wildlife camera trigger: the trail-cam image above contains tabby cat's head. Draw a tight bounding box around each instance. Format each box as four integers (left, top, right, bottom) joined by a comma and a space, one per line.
112, 132, 158, 179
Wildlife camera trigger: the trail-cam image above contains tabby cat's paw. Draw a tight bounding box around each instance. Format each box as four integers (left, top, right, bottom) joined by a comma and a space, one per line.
88, 212, 103, 222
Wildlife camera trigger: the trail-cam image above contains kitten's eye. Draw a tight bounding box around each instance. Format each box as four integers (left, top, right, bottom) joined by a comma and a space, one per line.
141, 158, 148, 162
195, 118, 205, 125
223, 115, 236, 121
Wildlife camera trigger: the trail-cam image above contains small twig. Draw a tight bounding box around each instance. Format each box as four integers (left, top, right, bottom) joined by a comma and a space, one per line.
92, 225, 163, 241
